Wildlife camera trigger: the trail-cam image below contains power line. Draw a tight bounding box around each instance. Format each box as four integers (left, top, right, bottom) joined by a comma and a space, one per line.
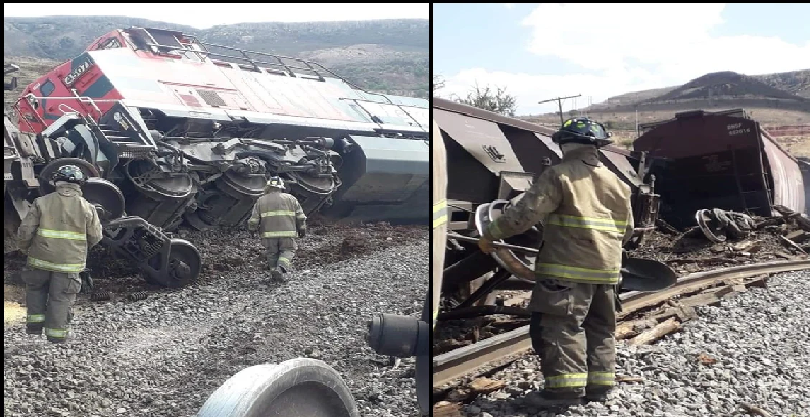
538, 94, 581, 124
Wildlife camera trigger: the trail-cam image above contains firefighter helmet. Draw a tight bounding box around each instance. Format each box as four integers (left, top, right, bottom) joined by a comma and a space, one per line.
267, 176, 285, 190
551, 117, 613, 147
52, 164, 86, 185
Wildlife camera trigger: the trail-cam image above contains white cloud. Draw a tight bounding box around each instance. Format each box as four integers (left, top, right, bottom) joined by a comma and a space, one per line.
440, 3, 810, 114
3, 3, 429, 29
503, 3, 515, 9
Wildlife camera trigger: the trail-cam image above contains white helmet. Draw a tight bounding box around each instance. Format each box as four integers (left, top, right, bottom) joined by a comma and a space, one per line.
267, 176, 285, 190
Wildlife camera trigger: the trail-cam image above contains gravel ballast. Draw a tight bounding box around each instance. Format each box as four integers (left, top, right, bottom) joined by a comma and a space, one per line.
455, 269, 810, 417
4, 223, 427, 417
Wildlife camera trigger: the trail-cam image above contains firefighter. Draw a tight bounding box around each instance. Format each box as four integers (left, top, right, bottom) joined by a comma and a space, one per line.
478, 117, 634, 406
247, 176, 306, 282
17, 165, 103, 344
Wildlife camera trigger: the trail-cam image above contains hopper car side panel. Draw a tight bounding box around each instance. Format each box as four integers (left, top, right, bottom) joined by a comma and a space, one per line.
760, 130, 805, 214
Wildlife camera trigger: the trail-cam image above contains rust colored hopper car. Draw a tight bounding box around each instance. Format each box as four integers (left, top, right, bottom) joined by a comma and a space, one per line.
634, 109, 806, 227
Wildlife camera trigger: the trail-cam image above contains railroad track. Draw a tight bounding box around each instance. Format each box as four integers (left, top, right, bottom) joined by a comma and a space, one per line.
432, 258, 810, 388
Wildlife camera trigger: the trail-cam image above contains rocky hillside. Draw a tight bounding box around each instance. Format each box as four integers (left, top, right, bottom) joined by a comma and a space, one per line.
3, 16, 429, 98
585, 69, 810, 113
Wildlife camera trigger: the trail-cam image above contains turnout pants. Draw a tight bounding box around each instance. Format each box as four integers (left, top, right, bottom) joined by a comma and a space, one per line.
263, 237, 297, 271
22, 268, 82, 342
528, 279, 617, 395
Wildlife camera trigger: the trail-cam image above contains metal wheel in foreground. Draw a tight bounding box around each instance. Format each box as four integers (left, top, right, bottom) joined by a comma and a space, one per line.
197, 358, 359, 417
162, 238, 201, 288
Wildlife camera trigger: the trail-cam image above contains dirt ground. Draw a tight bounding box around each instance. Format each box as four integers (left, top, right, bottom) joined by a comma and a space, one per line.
3, 219, 427, 314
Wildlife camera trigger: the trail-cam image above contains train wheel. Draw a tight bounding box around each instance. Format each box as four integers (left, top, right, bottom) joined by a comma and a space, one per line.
161, 238, 202, 289
38, 158, 99, 196
197, 358, 359, 417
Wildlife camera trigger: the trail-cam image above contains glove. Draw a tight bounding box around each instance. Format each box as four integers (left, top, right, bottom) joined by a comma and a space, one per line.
298, 227, 307, 238
478, 237, 495, 254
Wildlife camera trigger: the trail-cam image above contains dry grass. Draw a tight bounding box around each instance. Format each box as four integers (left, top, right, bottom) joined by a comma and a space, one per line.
528, 108, 810, 129
776, 136, 810, 158
4, 301, 26, 323
4, 283, 25, 304
584, 129, 809, 158
3, 284, 26, 323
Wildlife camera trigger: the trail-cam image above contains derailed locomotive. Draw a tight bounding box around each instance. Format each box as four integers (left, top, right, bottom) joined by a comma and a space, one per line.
4, 27, 428, 287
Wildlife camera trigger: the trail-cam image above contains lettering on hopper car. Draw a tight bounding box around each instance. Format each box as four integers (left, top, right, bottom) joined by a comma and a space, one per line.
727, 122, 752, 136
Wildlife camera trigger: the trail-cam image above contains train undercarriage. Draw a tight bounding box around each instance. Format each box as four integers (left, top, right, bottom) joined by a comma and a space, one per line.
5, 27, 428, 288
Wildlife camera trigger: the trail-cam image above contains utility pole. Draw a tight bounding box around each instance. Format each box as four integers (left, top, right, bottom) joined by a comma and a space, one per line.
538, 94, 581, 125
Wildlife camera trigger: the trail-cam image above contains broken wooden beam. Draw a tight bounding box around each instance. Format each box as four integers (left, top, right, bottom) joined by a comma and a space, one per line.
778, 235, 807, 255
616, 318, 658, 339
677, 292, 721, 308
740, 402, 775, 417
773, 205, 810, 231
432, 401, 463, 417
628, 317, 681, 346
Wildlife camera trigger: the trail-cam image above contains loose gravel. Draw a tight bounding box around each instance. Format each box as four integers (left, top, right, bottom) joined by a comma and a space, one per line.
4, 223, 428, 417
456, 269, 810, 417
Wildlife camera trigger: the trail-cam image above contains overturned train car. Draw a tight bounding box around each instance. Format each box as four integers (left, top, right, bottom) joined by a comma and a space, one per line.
6, 27, 429, 242
634, 109, 806, 226
432, 97, 662, 319
5, 63, 203, 288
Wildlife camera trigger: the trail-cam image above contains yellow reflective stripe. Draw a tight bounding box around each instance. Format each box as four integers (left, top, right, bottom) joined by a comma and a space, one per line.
278, 257, 290, 265
263, 231, 298, 238
545, 373, 588, 388
28, 257, 85, 273
433, 199, 447, 229
27, 314, 45, 323
45, 327, 68, 338
547, 213, 627, 233
536, 263, 620, 283
588, 371, 616, 386
260, 210, 296, 217
38, 229, 86, 240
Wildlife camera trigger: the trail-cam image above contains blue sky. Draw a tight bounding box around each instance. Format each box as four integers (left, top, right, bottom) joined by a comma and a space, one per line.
433, 3, 810, 114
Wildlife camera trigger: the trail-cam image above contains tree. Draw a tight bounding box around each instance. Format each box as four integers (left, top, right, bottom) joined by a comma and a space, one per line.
432, 74, 445, 92
455, 83, 517, 117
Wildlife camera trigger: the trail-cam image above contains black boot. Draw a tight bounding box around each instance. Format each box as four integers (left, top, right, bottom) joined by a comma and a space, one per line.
585, 387, 613, 402
47, 336, 67, 344
525, 390, 584, 407
26, 325, 43, 335
276, 266, 289, 283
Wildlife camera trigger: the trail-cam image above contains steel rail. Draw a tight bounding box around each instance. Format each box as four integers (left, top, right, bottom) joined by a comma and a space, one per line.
432, 259, 810, 388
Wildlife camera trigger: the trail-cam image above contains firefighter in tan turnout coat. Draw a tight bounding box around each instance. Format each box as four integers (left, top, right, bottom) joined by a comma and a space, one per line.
479, 117, 634, 406
17, 165, 103, 344
247, 176, 306, 282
